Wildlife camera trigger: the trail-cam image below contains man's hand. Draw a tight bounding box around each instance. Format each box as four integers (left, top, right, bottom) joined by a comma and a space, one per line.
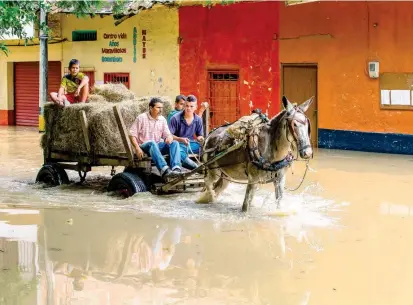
135, 146, 144, 160
165, 135, 174, 145
74, 88, 81, 97
196, 136, 204, 144
199, 102, 209, 111
181, 138, 190, 146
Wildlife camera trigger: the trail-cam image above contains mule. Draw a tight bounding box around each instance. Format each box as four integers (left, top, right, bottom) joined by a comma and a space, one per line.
198, 96, 314, 212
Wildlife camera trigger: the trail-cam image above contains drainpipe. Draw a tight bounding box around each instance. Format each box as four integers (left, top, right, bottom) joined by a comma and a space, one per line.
39, 6, 48, 132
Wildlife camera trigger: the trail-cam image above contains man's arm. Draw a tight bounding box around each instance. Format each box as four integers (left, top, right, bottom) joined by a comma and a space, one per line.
75, 75, 89, 96
161, 117, 173, 144
129, 117, 144, 159
129, 135, 144, 160
195, 116, 204, 142
57, 86, 65, 98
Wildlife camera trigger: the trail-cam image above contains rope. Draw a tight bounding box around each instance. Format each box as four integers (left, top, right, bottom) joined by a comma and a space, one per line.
186, 135, 310, 190
284, 160, 310, 191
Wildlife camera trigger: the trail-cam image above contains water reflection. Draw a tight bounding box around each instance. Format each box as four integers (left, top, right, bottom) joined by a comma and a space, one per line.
0, 206, 336, 304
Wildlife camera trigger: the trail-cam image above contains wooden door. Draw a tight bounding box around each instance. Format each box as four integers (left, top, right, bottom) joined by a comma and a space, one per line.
282, 65, 318, 147
208, 71, 240, 129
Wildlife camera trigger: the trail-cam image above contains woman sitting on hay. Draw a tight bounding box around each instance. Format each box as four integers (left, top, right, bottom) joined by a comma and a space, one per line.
50, 59, 89, 106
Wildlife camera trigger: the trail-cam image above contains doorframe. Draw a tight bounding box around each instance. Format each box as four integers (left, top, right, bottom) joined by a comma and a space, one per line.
206, 69, 241, 129
280, 63, 319, 146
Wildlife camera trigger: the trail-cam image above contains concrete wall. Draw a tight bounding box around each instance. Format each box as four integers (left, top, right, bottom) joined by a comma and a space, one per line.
280, 1, 413, 135
0, 5, 180, 125
179, 1, 280, 117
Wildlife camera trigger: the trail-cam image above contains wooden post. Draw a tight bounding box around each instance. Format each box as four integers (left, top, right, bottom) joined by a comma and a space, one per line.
39, 7, 48, 132
113, 105, 134, 165
79, 110, 91, 154
204, 102, 210, 135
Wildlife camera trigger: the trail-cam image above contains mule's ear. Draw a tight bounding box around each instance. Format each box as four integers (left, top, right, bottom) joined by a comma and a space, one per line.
282, 96, 294, 112
299, 96, 314, 112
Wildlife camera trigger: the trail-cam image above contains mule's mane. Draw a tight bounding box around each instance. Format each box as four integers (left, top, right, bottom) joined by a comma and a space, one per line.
264, 109, 289, 155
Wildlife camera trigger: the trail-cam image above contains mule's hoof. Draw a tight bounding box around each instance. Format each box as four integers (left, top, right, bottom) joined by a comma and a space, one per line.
197, 192, 215, 204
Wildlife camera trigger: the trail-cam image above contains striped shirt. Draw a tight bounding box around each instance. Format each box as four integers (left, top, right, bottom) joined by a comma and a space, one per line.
129, 112, 171, 145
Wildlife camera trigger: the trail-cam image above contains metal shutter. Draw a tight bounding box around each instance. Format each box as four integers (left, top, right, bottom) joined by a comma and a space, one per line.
14, 61, 61, 126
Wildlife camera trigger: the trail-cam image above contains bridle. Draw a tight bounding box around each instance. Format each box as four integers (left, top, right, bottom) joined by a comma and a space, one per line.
285, 106, 312, 158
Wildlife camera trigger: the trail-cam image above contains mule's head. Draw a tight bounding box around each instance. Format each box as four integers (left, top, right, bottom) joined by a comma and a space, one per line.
282, 96, 314, 159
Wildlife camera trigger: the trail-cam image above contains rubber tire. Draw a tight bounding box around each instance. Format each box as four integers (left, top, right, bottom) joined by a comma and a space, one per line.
107, 172, 148, 198
36, 164, 69, 187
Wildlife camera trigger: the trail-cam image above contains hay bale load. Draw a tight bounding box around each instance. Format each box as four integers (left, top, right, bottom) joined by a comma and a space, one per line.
41, 83, 174, 156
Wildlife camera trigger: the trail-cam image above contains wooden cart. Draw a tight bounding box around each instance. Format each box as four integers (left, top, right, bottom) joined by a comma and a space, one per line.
35, 104, 212, 197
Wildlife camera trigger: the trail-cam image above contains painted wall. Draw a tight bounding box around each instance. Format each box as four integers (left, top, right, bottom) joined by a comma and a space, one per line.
179, 1, 280, 117
0, 42, 63, 125
60, 6, 179, 98
0, 5, 179, 125
280, 1, 413, 135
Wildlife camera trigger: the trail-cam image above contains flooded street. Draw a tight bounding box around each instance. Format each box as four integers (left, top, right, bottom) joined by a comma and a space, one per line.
1, 126, 413, 305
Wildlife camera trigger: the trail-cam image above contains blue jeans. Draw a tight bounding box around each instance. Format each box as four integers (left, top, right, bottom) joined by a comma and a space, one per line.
140, 140, 181, 175
179, 141, 200, 170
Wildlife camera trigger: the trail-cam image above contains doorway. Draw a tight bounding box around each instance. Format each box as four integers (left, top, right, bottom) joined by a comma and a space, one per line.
282, 65, 318, 147
207, 70, 240, 129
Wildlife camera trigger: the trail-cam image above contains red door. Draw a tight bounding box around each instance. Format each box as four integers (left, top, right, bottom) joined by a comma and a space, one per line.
14, 61, 61, 126
208, 71, 240, 129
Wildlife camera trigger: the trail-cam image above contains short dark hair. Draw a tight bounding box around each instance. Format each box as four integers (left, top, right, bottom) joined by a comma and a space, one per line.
186, 95, 197, 103
175, 94, 186, 103
149, 97, 163, 108
69, 59, 80, 69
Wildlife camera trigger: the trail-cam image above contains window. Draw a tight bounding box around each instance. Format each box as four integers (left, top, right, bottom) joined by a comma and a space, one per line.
103, 73, 130, 89
72, 30, 97, 41
380, 73, 413, 110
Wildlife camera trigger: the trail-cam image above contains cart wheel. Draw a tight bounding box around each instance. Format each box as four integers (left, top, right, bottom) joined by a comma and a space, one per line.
36, 164, 69, 187
107, 172, 148, 198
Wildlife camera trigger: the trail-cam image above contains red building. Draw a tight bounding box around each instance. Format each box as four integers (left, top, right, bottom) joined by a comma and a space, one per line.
179, 1, 280, 129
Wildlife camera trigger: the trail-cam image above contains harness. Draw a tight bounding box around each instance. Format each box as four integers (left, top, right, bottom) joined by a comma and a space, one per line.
203, 107, 311, 173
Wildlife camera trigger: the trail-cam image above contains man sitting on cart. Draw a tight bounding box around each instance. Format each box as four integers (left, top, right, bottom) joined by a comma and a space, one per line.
168, 94, 204, 170
129, 97, 182, 181
167, 94, 209, 125
50, 59, 89, 106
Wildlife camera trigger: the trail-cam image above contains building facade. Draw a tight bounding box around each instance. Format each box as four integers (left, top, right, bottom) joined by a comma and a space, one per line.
1, 1, 413, 155
0, 6, 180, 126
280, 1, 413, 154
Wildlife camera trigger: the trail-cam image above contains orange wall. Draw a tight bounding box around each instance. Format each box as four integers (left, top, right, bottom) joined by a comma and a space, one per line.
280, 1, 413, 134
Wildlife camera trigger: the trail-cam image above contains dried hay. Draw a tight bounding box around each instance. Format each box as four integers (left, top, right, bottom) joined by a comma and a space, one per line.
91, 83, 136, 103
41, 93, 174, 157
87, 94, 108, 103
226, 113, 266, 140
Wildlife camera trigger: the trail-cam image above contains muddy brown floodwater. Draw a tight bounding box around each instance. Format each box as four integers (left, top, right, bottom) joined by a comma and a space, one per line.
1, 126, 413, 305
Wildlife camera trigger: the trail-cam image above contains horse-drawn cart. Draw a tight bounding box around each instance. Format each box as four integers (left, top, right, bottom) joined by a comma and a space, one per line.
35, 95, 313, 210
35, 104, 210, 197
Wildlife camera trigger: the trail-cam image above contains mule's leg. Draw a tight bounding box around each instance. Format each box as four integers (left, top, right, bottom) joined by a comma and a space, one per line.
213, 173, 230, 198
197, 168, 218, 203
242, 183, 257, 212
274, 170, 286, 209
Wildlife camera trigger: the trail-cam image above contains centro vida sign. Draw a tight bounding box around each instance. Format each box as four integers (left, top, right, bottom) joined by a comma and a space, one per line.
101, 32, 128, 63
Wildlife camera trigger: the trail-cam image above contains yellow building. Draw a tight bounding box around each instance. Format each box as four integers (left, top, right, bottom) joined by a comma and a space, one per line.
0, 5, 180, 126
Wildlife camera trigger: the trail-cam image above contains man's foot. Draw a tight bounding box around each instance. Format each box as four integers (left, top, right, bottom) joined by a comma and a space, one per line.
162, 168, 181, 182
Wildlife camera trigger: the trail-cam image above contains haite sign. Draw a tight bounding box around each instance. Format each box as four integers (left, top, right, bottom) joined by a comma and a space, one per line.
101, 32, 128, 63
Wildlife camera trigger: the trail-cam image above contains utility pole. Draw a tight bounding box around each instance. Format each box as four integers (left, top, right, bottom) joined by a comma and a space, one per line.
39, 5, 48, 132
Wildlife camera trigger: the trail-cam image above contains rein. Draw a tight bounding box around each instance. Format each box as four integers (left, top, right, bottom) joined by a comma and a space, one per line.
197, 107, 312, 188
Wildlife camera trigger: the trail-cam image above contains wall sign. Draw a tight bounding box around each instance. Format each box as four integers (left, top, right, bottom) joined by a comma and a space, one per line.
133, 27, 137, 63
101, 32, 128, 63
